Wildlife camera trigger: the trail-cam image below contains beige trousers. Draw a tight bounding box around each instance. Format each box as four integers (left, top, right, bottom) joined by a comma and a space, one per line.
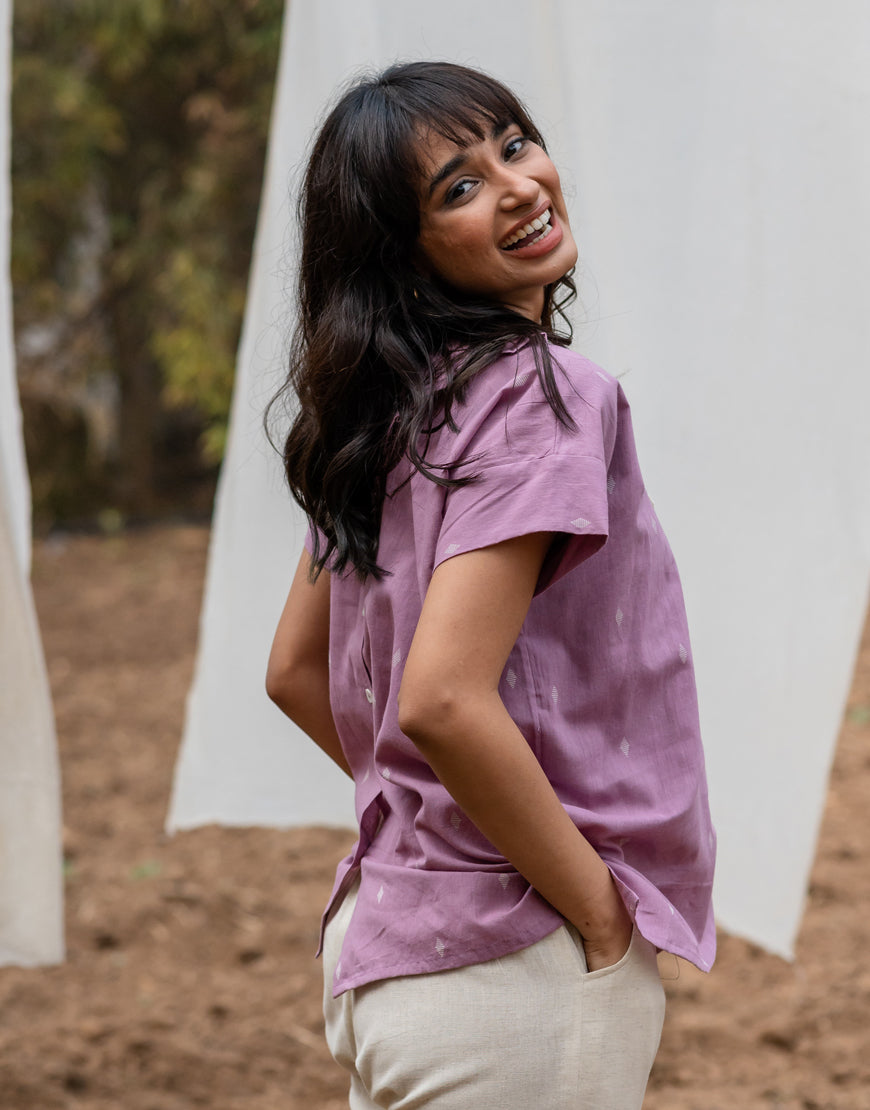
322, 880, 665, 1109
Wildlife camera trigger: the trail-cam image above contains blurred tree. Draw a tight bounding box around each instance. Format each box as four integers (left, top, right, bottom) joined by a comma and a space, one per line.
12, 0, 283, 522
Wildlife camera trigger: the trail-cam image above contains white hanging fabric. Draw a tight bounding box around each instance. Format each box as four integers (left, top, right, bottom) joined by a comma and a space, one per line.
0, 0, 64, 966
0, 483, 64, 966
168, 0, 870, 960
0, 0, 28, 576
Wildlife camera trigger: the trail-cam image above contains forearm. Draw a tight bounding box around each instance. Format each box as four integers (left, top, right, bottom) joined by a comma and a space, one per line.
267, 663, 352, 778
267, 554, 351, 778
403, 691, 625, 937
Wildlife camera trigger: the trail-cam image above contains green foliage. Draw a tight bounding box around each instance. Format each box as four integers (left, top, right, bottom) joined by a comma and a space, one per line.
128, 859, 163, 881
12, 0, 284, 517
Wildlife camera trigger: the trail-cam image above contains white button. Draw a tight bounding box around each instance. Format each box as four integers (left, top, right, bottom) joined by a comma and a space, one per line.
365, 687, 374, 703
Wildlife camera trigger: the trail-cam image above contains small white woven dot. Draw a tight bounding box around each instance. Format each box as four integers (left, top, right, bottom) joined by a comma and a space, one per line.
607, 476, 616, 494
571, 516, 591, 529
620, 737, 631, 757
498, 874, 510, 889
506, 668, 517, 688
392, 649, 402, 667
679, 643, 688, 664
616, 607, 624, 628
377, 885, 384, 904
551, 685, 559, 705
450, 812, 462, 830
435, 937, 445, 958
381, 767, 392, 781
445, 542, 460, 555
515, 372, 531, 387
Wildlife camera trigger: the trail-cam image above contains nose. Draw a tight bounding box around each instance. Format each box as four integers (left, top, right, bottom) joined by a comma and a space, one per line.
496, 163, 539, 209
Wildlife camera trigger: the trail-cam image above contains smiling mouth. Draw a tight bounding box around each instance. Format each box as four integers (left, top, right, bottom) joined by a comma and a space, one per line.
500, 208, 553, 250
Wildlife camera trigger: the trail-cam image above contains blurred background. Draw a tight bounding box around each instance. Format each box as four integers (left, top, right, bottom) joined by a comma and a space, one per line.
12, 0, 282, 531
3, 4, 870, 1107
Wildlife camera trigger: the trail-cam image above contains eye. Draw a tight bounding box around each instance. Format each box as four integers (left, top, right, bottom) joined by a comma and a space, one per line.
445, 178, 476, 204
504, 135, 529, 160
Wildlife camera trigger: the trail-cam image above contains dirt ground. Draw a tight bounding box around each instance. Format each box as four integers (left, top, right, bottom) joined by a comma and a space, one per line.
1, 524, 868, 1110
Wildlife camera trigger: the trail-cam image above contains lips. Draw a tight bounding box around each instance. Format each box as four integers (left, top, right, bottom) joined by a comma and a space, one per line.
499, 200, 553, 250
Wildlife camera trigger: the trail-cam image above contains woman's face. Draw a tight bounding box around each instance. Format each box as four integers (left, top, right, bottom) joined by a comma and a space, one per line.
415, 122, 578, 322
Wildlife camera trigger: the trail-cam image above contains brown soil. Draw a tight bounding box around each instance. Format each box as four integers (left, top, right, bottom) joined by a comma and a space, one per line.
1, 524, 868, 1109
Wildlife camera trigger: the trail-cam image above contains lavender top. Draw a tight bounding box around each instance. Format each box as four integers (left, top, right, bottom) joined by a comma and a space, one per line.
310, 341, 716, 997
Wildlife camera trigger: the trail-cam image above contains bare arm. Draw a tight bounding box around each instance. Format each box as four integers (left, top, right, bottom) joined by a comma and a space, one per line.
398, 532, 631, 970
266, 551, 352, 778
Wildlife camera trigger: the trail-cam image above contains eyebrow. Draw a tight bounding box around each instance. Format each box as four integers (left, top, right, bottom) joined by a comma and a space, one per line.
426, 121, 510, 198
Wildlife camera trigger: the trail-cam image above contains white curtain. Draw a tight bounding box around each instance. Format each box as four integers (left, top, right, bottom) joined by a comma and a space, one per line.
0, 0, 64, 966
169, 0, 870, 960
0, 0, 27, 575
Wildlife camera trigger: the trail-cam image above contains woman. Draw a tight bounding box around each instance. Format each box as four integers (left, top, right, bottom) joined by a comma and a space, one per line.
266, 60, 715, 1109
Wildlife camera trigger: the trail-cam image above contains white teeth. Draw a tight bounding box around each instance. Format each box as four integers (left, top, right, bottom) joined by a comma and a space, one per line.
501, 209, 552, 248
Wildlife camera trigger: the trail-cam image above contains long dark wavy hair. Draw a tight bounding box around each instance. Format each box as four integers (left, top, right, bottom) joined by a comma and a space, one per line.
271, 61, 578, 580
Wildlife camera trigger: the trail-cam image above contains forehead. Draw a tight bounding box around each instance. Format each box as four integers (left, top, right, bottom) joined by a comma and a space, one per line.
413, 119, 512, 193
414, 127, 470, 172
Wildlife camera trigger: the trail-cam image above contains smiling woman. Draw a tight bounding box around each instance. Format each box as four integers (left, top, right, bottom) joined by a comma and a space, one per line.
416, 124, 577, 319
265, 60, 715, 1110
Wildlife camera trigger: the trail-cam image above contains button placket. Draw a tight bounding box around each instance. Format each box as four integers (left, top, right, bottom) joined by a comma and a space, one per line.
360, 601, 375, 705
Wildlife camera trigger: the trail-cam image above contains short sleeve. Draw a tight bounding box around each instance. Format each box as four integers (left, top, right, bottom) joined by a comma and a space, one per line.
431, 349, 617, 595
434, 451, 610, 595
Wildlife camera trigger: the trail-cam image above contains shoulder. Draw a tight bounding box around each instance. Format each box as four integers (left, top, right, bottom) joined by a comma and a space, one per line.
465, 339, 618, 410
502, 339, 619, 431
445, 340, 618, 464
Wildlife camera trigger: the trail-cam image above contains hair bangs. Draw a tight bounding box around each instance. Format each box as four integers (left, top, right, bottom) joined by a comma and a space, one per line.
379, 61, 545, 156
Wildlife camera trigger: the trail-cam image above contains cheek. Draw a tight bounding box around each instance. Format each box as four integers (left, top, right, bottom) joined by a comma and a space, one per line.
419, 233, 474, 284
421, 214, 491, 261
537, 157, 565, 203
